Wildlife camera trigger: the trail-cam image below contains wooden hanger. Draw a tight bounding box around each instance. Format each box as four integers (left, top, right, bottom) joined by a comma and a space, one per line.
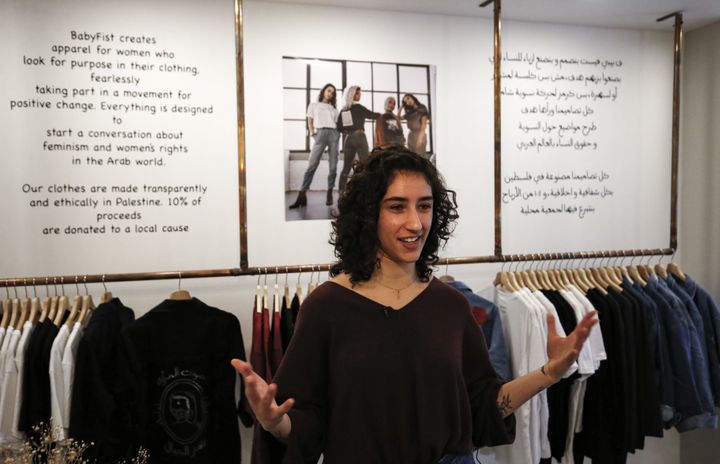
169, 272, 192, 300
8, 296, 19, 331
283, 267, 291, 306
524, 258, 544, 291
54, 293, 69, 327
39, 285, 50, 323
605, 259, 623, 285
27, 296, 40, 325
273, 268, 281, 315
577, 266, 594, 292
655, 263, 668, 279
520, 270, 538, 292
65, 278, 82, 327
17, 296, 30, 329
295, 269, 305, 305
16, 281, 32, 328
255, 271, 263, 314
273, 282, 280, 317
78, 277, 96, 325
1, 282, 10, 330
597, 255, 622, 291
263, 272, 269, 310
617, 264, 632, 283
307, 266, 317, 295
582, 266, 608, 295
502, 258, 523, 292
546, 268, 562, 291
100, 274, 113, 304
493, 257, 513, 291
603, 269, 624, 293
571, 268, 589, 293
9, 281, 30, 330
627, 264, 646, 287
667, 261, 686, 281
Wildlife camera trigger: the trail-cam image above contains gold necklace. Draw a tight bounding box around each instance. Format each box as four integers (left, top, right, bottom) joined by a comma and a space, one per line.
376, 276, 417, 299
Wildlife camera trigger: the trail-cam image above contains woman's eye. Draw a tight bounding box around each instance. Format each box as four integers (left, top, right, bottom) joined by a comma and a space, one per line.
419, 203, 433, 210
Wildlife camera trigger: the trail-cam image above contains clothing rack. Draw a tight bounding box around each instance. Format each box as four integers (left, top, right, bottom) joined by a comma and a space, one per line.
0, 247, 674, 288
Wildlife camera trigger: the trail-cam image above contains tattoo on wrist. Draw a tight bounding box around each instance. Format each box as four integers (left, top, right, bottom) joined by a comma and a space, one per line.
540, 363, 548, 376
497, 394, 512, 416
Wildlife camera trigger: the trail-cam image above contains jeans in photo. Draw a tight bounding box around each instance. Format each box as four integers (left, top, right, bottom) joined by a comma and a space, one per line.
300, 128, 340, 191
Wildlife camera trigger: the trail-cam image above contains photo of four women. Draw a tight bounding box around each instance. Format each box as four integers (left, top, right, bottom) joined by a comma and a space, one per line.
289, 83, 430, 209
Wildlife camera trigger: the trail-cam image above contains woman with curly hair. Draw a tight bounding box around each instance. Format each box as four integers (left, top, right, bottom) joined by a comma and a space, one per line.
232, 146, 597, 463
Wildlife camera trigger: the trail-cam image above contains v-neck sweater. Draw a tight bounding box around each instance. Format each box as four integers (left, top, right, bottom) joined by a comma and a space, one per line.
259, 278, 515, 463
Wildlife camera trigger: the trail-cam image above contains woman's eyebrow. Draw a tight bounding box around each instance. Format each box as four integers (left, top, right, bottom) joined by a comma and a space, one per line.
381, 196, 433, 203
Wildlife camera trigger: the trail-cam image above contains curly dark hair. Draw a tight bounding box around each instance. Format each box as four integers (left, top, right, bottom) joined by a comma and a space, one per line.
329, 145, 458, 284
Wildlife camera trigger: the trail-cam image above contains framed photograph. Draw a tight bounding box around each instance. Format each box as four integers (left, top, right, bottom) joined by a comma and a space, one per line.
282, 57, 437, 221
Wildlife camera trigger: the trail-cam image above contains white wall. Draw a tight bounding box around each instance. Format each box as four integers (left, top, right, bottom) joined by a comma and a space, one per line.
679, 19, 720, 464
0, 0, 703, 462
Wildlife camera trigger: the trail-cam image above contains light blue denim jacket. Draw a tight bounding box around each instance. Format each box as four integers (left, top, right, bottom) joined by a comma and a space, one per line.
445, 280, 511, 382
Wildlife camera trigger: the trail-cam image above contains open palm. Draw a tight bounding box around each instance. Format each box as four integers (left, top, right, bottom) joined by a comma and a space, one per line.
545, 311, 597, 380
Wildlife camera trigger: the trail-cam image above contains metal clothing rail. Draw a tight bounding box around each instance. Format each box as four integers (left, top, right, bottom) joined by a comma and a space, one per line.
0, 247, 674, 287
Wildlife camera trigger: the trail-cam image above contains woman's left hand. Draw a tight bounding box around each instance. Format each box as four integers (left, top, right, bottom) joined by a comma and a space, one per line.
544, 311, 598, 381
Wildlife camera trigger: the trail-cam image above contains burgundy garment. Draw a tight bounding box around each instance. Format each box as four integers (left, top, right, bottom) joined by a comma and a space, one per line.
262, 304, 272, 382
252, 299, 275, 464
269, 302, 285, 378
257, 278, 515, 463
249, 299, 267, 381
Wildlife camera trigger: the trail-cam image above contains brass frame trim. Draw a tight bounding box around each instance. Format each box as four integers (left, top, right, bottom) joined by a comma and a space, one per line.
235, 0, 249, 268
0, 247, 674, 286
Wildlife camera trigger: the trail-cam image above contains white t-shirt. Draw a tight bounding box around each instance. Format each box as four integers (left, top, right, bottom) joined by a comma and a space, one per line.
48, 325, 70, 437
567, 285, 606, 368
60, 322, 84, 438
306, 101, 339, 130
0, 330, 14, 391
10, 322, 34, 441
492, 286, 551, 464
0, 329, 21, 442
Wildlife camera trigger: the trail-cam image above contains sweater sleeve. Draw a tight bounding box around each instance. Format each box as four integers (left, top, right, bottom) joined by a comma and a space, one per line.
358, 104, 380, 120
258, 291, 330, 463
462, 312, 516, 447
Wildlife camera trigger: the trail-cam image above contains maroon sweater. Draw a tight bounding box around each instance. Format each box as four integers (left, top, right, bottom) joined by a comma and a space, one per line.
259, 278, 515, 463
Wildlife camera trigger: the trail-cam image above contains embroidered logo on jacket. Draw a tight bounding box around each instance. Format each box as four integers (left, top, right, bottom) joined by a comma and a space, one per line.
156, 367, 209, 458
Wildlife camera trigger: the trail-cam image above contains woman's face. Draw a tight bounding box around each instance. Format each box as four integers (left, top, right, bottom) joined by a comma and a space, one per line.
403, 96, 415, 108
377, 171, 433, 266
354, 88, 362, 101
385, 98, 396, 112
323, 86, 335, 102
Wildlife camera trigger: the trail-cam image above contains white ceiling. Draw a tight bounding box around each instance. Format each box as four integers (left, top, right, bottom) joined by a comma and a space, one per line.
256, 0, 720, 31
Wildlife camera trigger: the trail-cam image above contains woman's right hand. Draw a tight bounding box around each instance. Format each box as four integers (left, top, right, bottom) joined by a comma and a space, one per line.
231, 359, 294, 438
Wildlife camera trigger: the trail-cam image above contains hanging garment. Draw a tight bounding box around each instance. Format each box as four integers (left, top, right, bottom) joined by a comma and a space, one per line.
48, 324, 71, 440
269, 294, 284, 378
444, 280, 511, 381
0, 327, 21, 442
669, 274, 720, 407
57, 321, 83, 440
280, 295, 293, 351
116, 297, 249, 463
69, 298, 135, 462
18, 318, 59, 435
9, 321, 34, 442
491, 286, 552, 464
